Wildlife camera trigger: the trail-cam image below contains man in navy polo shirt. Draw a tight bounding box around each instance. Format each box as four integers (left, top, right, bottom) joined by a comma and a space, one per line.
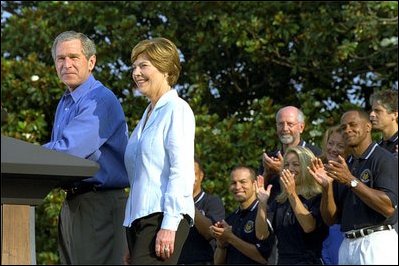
369, 89, 398, 233
319, 109, 398, 265
178, 158, 225, 264
210, 166, 275, 264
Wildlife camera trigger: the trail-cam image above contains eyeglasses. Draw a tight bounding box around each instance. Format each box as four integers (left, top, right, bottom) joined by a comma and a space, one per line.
276, 122, 298, 129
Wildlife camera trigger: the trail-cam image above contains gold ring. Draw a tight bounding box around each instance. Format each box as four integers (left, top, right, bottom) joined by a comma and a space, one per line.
334, 171, 337, 174
164, 247, 169, 252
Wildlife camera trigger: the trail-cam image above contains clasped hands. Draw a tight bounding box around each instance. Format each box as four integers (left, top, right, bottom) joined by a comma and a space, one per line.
209, 220, 232, 248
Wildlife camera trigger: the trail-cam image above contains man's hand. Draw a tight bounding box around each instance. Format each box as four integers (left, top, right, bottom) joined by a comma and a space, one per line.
325, 155, 354, 185
255, 175, 272, 204
263, 151, 283, 174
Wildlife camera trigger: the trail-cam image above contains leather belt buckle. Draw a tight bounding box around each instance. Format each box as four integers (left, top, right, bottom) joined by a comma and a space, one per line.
345, 225, 392, 239
348, 232, 356, 239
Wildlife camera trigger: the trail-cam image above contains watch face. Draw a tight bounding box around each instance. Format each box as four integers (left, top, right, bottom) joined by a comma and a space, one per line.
351, 180, 358, 187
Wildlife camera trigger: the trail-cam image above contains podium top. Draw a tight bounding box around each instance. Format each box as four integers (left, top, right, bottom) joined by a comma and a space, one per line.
1, 135, 100, 205
1, 135, 99, 177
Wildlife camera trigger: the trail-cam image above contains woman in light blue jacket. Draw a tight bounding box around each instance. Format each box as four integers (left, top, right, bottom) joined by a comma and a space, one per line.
123, 37, 195, 265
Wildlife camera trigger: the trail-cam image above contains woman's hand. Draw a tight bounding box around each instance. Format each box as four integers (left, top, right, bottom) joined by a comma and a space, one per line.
281, 169, 296, 195
308, 158, 333, 188
155, 228, 176, 260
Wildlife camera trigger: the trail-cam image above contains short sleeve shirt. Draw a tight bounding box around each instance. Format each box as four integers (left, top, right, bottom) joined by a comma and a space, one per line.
268, 194, 328, 264
333, 142, 398, 231
225, 200, 275, 264
378, 131, 398, 155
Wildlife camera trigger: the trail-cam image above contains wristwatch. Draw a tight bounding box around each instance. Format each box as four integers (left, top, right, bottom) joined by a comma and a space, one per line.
350, 179, 359, 188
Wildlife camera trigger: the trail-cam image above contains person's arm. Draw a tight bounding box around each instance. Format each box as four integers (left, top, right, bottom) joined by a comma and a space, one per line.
195, 196, 225, 241
255, 201, 270, 240
347, 181, 395, 218
162, 101, 196, 230
44, 87, 124, 159
157, 99, 196, 260
195, 208, 213, 240
219, 223, 267, 264
230, 237, 267, 264
327, 155, 396, 218
288, 192, 317, 232
211, 222, 228, 264
308, 158, 338, 226
255, 175, 272, 240
214, 241, 227, 265
282, 169, 316, 232
213, 220, 267, 264
319, 182, 338, 226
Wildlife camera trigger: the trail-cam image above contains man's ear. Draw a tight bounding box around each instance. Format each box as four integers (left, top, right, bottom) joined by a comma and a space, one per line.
298, 122, 305, 134
366, 121, 372, 133
392, 111, 398, 123
88, 55, 96, 72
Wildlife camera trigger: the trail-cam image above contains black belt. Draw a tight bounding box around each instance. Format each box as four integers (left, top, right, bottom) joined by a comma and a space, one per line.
344, 225, 393, 239
63, 183, 120, 200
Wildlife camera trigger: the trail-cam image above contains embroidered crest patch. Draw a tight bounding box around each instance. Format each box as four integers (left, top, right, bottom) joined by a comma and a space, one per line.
359, 169, 372, 183
244, 220, 254, 233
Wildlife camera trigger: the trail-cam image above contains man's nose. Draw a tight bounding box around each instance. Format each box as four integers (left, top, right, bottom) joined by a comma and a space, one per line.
64, 57, 73, 68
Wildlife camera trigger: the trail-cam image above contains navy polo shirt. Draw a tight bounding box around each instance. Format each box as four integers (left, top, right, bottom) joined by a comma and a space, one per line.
378, 131, 398, 155
333, 142, 398, 232
268, 194, 328, 264
258, 140, 322, 203
225, 200, 275, 264
178, 190, 225, 264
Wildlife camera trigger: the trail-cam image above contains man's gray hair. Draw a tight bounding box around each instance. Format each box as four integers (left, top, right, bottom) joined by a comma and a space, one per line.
276, 106, 305, 123
51, 31, 96, 61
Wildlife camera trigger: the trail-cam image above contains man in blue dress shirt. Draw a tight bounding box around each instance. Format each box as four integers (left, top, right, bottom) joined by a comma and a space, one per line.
43, 31, 129, 264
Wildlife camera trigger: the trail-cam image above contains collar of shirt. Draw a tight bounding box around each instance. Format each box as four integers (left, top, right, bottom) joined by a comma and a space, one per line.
236, 199, 259, 216
278, 139, 306, 155
348, 142, 379, 163
151, 89, 178, 111
66, 74, 97, 103
194, 190, 206, 205
142, 89, 179, 131
379, 131, 398, 145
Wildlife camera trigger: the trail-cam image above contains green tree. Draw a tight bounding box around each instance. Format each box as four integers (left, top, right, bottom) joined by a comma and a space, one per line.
1, 1, 397, 264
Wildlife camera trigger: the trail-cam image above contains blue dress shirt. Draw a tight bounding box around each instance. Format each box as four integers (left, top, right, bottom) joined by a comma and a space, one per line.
123, 89, 195, 231
43, 75, 129, 188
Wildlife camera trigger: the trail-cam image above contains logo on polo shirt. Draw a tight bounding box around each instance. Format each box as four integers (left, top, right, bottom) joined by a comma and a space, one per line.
244, 220, 254, 233
359, 169, 372, 184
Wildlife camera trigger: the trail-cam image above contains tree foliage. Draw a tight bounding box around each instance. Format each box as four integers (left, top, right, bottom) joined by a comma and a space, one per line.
1, 1, 397, 264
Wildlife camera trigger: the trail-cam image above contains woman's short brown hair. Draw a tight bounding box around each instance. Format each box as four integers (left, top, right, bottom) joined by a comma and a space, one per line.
131, 37, 181, 86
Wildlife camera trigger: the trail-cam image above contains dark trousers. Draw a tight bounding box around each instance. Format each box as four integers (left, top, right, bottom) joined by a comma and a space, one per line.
126, 212, 190, 265
58, 189, 128, 264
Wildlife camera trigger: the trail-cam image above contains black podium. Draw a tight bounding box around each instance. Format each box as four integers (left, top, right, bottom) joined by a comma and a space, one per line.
1, 135, 99, 264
